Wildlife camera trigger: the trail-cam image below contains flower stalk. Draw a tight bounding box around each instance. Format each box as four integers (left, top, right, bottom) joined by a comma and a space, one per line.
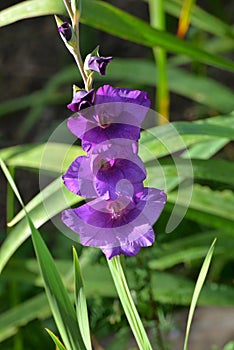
107, 256, 153, 350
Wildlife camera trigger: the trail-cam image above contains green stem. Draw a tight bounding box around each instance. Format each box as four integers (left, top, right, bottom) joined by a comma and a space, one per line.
6, 166, 23, 350
137, 255, 166, 350
72, 13, 90, 90
107, 256, 153, 350
63, 0, 73, 20
149, 0, 170, 124
62, 0, 91, 90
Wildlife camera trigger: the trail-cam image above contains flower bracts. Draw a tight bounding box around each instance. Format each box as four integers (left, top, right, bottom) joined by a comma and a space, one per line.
62, 85, 166, 259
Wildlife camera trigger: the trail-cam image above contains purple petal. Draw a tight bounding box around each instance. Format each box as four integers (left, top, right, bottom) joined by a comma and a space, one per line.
67, 101, 147, 151
61, 188, 166, 258
63, 149, 146, 200
96, 85, 150, 108
67, 89, 95, 112
62, 156, 97, 198
101, 228, 154, 259
87, 56, 112, 75
58, 22, 72, 41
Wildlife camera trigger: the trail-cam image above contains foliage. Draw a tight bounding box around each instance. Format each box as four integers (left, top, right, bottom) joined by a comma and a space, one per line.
0, 0, 233, 349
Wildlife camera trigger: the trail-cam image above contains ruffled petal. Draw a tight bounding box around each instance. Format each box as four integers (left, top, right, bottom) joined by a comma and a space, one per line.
61, 188, 166, 259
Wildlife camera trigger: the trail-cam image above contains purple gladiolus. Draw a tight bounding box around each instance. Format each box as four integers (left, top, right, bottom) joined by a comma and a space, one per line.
67, 84, 150, 152
63, 80, 166, 259
62, 140, 146, 200
62, 188, 166, 259
58, 22, 72, 41
87, 56, 112, 75
67, 89, 95, 112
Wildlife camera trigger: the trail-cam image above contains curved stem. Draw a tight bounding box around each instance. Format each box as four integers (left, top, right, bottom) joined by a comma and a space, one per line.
63, 0, 91, 90
107, 256, 153, 350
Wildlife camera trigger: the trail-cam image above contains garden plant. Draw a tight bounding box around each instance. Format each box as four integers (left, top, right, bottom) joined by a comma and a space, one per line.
0, 0, 234, 350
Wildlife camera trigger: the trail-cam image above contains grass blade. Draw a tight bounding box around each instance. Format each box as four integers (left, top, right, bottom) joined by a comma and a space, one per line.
45, 328, 66, 350
183, 239, 217, 350
177, 0, 196, 38
73, 247, 92, 350
107, 256, 153, 350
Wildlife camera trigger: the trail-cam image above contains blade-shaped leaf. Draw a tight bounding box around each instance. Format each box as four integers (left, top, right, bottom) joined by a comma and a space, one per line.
0, 293, 50, 342
0, 181, 81, 273
107, 256, 153, 350
1, 59, 233, 116
149, 230, 233, 270
149, 158, 234, 187
168, 184, 234, 221
0, 0, 234, 71
181, 138, 229, 159
45, 328, 66, 350
183, 239, 217, 350
73, 247, 92, 350
5, 143, 85, 174
30, 230, 85, 350
105, 60, 234, 113
0, 159, 87, 350
165, 0, 234, 38
177, 0, 196, 38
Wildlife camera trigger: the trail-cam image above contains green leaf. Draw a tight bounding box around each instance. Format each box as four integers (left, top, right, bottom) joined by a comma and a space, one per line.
0, 293, 50, 342
0, 179, 81, 273
168, 185, 234, 221
165, 0, 234, 38
1, 59, 233, 118
181, 138, 229, 159
149, 231, 233, 270
5, 143, 85, 174
105, 60, 234, 112
223, 341, 234, 350
73, 247, 92, 350
0, 160, 87, 350
166, 185, 234, 233
140, 114, 234, 160
183, 239, 217, 350
152, 158, 234, 187
0, 0, 65, 25
45, 328, 66, 350
29, 230, 82, 350
150, 271, 234, 306
0, 0, 234, 71
80, 1, 234, 71
1, 258, 233, 344
7, 177, 62, 227
107, 256, 153, 350
176, 0, 196, 38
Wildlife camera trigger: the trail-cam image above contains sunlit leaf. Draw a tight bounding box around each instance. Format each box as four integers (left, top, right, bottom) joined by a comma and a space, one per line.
73, 248, 92, 350
183, 239, 216, 350
0, 0, 234, 71
45, 328, 66, 350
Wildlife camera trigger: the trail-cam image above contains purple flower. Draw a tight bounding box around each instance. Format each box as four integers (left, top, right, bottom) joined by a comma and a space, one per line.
96, 85, 150, 107
67, 84, 150, 152
87, 56, 112, 75
61, 188, 166, 259
58, 22, 72, 41
67, 89, 95, 112
62, 141, 146, 200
